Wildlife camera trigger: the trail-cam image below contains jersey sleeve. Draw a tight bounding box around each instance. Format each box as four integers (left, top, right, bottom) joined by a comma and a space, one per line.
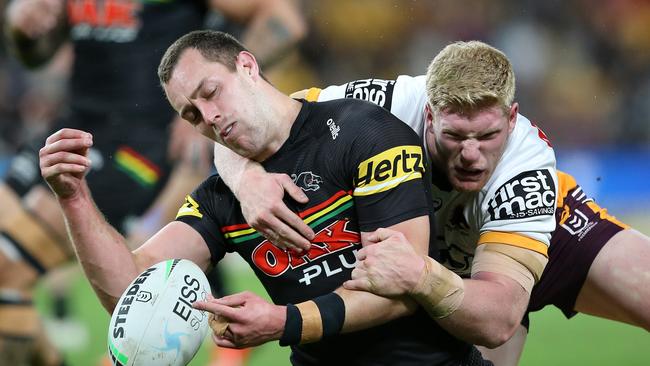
332, 101, 432, 232
476, 115, 558, 257
307, 75, 428, 137
174, 175, 232, 264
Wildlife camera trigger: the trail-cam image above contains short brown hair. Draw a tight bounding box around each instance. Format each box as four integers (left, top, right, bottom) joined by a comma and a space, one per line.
158, 30, 248, 85
426, 41, 515, 115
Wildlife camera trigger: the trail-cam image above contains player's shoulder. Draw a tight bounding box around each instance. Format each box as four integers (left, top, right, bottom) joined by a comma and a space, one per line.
190, 173, 232, 200
479, 113, 558, 221
499, 114, 556, 172
308, 98, 418, 140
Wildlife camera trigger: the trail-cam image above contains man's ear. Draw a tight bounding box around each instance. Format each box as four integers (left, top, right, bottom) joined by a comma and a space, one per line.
236, 51, 260, 79
425, 103, 435, 132
508, 102, 519, 132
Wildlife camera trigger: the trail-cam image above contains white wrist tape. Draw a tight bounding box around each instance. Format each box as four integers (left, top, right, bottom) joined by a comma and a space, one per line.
411, 256, 465, 318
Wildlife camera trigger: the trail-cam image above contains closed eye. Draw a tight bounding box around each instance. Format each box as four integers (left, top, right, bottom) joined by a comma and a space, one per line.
443, 132, 463, 141
181, 108, 199, 125
478, 131, 499, 140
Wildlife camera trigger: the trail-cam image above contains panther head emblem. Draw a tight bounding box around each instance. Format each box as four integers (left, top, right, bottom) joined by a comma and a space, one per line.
291, 171, 323, 192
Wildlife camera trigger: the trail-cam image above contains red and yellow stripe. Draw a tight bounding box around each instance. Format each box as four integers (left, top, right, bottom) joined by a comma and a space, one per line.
114, 146, 161, 188
221, 190, 353, 243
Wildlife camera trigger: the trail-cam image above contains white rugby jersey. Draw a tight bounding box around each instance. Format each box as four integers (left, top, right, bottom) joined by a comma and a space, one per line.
307, 75, 558, 276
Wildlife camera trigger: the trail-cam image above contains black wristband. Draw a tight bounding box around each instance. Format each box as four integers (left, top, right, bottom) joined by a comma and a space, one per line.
313, 293, 345, 338
279, 303, 302, 346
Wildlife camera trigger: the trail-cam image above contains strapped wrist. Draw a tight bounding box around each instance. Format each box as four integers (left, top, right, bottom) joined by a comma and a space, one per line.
279, 292, 345, 346
411, 256, 465, 318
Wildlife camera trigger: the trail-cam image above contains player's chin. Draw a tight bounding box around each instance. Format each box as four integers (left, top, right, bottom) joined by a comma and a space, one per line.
450, 176, 486, 192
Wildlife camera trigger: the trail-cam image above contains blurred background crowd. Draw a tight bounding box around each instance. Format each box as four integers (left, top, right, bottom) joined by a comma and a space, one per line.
2, 0, 650, 161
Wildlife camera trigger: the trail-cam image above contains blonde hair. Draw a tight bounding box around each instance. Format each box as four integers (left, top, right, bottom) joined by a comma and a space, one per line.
426, 41, 515, 114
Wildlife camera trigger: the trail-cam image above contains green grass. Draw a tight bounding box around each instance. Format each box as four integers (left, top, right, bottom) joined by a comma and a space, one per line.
34, 215, 650, 366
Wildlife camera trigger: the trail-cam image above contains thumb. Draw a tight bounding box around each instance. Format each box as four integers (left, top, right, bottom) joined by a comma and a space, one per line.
343, 279, 368, 292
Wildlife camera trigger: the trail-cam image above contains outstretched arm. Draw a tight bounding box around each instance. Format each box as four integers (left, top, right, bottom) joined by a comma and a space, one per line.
193, 215, 428, 348
344, 232, 547, 348
40, 128, 212, 312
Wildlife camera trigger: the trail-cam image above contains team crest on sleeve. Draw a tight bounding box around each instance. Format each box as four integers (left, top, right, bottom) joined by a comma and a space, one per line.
354, 145, 425, 196
345, 79, 396, 109
487, 170, 556, 221
175, 195, 203, 219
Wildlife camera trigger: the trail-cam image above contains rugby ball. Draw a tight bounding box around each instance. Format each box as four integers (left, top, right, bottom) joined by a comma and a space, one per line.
107, 259, 211, 366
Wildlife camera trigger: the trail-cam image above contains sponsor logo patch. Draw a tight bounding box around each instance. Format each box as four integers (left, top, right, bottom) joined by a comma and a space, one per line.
345, 78, 396, 110
251, 220, 360, 284
176, 195, 203, 219
354, 145, 425, 196
487, 170, 556, 221
326, 118, 340, 140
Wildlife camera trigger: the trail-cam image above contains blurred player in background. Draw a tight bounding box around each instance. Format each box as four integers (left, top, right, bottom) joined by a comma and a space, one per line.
213, 40, 650, 365
1, 1, 305, 365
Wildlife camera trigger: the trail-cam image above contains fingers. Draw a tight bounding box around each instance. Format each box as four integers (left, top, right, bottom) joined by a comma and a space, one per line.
212, 332, 238, 348
211, 292, 248, 307
278, 174, 308, 204
261, 214, 312, 252
343, 278, 371, 292
40, 150, 91, 169
44, 128, 92, 146
39, 130, 94, 182
193, 300, 240, 322
355, 247, 368, 261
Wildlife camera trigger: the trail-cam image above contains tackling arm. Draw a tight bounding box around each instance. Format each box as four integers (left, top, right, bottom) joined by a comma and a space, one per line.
292, 216, 429, 342
434, 243, 547, 347
193, 216, 429, 348
213, 143, 314, 251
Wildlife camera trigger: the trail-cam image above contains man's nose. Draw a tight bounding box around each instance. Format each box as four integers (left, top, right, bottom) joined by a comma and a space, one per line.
459, 140, 480, 164
196, 101, 220, 127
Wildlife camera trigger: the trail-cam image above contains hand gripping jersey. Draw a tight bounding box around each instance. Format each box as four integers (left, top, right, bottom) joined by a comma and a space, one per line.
311, 75, 558, 276
177, 99, 474, 365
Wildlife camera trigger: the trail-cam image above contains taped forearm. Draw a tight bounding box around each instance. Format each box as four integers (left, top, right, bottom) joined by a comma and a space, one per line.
411, 256, 465, 318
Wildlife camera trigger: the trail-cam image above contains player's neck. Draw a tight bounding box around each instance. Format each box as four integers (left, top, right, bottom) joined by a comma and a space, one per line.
251, 93, 302, 162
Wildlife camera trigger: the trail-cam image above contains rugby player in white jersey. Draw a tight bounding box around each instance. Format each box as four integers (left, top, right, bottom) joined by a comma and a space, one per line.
212, 41, 650, 365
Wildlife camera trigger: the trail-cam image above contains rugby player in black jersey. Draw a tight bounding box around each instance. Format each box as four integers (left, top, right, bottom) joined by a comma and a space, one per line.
2, 1, 305, 365
40, 30, 491, 365
213, 40, 650, 366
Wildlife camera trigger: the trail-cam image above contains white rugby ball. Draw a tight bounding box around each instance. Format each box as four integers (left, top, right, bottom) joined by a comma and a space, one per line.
107, 259, 211, 366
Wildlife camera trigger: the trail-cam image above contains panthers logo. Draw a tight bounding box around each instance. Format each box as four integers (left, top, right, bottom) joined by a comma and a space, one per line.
292, 171, 323, 192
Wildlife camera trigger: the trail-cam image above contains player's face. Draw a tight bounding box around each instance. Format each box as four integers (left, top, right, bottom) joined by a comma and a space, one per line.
164, 48, 270, 160
425, 103, 518, 192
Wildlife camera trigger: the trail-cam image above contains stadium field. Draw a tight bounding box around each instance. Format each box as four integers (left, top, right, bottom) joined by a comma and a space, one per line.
35, 215, 650, 366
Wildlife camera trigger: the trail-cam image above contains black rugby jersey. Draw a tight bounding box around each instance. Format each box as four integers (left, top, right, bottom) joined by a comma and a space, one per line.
177, 99, 472, 365
68, 0, 206, 118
